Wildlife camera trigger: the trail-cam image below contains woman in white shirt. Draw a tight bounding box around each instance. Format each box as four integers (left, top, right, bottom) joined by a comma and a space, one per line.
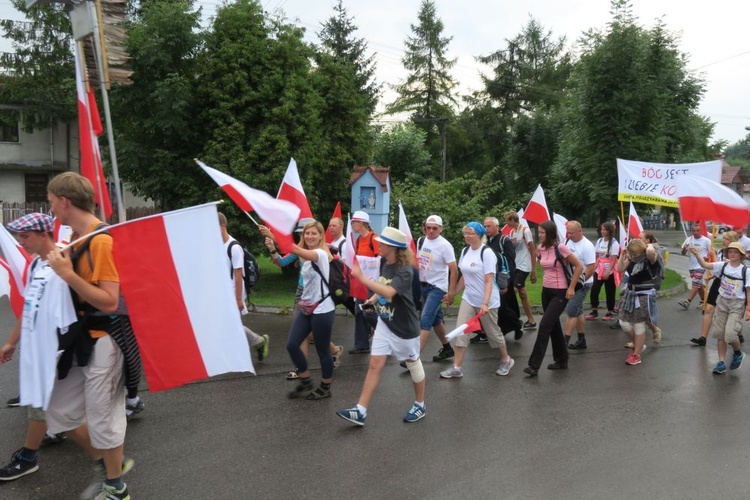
440, 222, 514, 379
286, 221, 336, 400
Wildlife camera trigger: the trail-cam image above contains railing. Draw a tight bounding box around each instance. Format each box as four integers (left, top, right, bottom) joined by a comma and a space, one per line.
0, 201, 157, 225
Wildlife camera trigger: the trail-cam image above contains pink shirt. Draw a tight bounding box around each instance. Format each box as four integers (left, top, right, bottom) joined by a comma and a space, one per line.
538, 244, 572, 289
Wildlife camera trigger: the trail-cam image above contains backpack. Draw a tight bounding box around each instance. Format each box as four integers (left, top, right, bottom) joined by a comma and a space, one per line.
553, 244, 584, 290
227, 241, 260, 293
460, 244, 509, 290
311, 257, 351, 305
718, 262, 749, 307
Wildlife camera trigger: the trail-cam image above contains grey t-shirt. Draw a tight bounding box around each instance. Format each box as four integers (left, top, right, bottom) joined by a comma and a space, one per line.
376, 263, 420, 339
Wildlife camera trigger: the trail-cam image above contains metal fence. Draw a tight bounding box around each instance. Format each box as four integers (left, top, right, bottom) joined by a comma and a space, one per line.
0, 202, 157, 225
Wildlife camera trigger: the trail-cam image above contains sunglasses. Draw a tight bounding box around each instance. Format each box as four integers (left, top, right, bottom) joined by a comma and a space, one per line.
425, 226, 440, 231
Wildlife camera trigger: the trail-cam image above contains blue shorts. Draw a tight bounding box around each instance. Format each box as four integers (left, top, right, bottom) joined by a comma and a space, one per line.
420, 283, 446, 331
566, 283, 592, 317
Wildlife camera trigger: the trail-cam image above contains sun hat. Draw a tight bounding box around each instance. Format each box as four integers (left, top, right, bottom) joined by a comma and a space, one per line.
6, 213, 55, 233
425, 215, 443, 226
374, 227, 408, 249
727, 241, 746, 258
351, 211, 370, 223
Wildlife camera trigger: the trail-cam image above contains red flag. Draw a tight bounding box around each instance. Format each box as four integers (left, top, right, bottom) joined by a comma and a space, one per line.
0, 225, 31, 318
277, 158, 313, 220
74, 46, 112, 219
446, 313, 485, 341
699, 220, 709, 238
197, 160, 300, 254
111, 204, 254, 392
325, 202, 342, 244
677, 176, 750, 229
523, 185, 551, 224
628, 202, 644, 239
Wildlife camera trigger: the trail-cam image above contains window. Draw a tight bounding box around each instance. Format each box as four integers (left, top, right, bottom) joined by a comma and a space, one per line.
0, 110, 19, 142
25, 173, 49, 203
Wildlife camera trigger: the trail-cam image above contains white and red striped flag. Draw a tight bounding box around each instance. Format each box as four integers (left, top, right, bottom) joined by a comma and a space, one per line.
277, 158, 313, 220
109, 203, 253, 392
0, 224, 31, 318
628, 202, 644, 239
53, 219, 73, 246
617, 216, 628, 253
553, 213, 568, 243
325, 202, 342, 244
522, 185, 551, 225
0, 258, 12, 303
446, 312, 485, 341
197, 160, 300, 254
74, 45, 112, 219
677, 176, 750, 230
398, 201, 418, 264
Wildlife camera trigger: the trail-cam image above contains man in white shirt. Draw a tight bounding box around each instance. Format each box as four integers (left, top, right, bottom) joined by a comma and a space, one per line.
327, 217, 347, 261
678, 224, 713, 310
417, 215, 459, 362
563, 221, 597, 350
505, 211, 538, 329
733, 227, 750, 258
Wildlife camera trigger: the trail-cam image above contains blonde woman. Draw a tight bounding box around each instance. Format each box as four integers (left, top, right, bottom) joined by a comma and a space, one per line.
286, 221, 336, 400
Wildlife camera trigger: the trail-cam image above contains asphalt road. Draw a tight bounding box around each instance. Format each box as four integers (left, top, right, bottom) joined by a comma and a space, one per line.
2, 229, 750, 500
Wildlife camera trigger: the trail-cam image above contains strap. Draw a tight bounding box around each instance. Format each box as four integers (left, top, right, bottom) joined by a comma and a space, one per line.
417, 236, 425, 251
227, 240, 239, 279
310, 260, 331, 302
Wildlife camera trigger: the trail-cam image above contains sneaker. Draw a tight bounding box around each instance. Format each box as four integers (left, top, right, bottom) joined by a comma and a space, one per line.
469, 333, 488, 343
92, 482, 130, 500
403, 403, 426, 423
79, 457, 134, 499
523, 321, 537, 329
624, 341, 634, 349
41, 432, 67, 447
0, 449, 38, 481
585, 311, 598, 320
336, 407, 365, 426
568, 339, 587, 350
653, 327, 662, 344
432, 347, 455, 362
125, 397, 145, 421
496, 357, 515, 376
439, 366, 463, 379
625, 353, 642, 365
6, 396, 20, 407
677, 300, 690, 310
690, 336, 707, 346
730, 352, 745, 370
256, 334, 269, 362
602, 312, 615, 321
713, 361, 727, 374
288, 380, 314, 399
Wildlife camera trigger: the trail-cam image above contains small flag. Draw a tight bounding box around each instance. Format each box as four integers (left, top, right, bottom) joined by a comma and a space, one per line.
398, 201, 418, 265
277, 158, 313, 220
446, 313, 485, 341
522, 185, 551, 225
628, 202, 644, 239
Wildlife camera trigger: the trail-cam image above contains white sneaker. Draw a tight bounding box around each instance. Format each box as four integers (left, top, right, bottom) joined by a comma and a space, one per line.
496, 357, 515, 376
439, 366, 463, 379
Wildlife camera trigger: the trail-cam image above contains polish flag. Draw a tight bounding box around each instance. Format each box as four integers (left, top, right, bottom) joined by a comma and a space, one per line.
53, 219, 73, 246
277, 158, 313, 220
398, 201, 418, 265
522, 185, 551, 225
74, 46, 112, 219
197, 160, 300, 254
677, 176, 750, 230
446, 313, 485, 341
0, 258, 10, 301
628, 202, 644, 239
617, 217, 628, 254
0, 225, 31, 318
501, 208, 528, 235
325, 202, 342, 244
110, 203, 254, 392
553, 213, 568, 243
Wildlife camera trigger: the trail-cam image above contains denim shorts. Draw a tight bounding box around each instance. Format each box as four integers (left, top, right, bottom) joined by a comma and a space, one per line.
566, 283, 592, 317
420, 283, 446, 331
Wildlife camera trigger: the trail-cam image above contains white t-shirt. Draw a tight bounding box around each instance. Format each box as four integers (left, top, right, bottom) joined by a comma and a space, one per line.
330, 235, 347, 261
594, 237, 620, 274
509, 225, 534, 272
20, 259, 77, 410
299, 249, 335, 314
458, 246, 500, 309
224, 237, 248, 315
417, 236, 456, 292
566, 236, 597, 284
710, 262, 750, 300
738, 235, 750, 253
682, 236, 712, 270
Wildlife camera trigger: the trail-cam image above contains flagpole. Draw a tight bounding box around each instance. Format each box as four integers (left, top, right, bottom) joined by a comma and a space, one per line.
243, 211, 260, 226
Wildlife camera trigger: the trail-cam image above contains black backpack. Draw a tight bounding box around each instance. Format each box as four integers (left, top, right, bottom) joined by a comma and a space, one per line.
553, 244, 584, 291
312, 258, 351, 305
227, 241, 260, 293
460, 244, 509, 290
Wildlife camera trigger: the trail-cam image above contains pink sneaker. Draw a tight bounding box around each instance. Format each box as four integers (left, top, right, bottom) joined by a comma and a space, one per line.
625, 353, 642, 366
585, 311, 598, 320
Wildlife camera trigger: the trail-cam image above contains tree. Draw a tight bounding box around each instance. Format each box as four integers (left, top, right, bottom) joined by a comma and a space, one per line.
550, 0, 712, 221
372, 123, 431, 182
109, 0, 203, 210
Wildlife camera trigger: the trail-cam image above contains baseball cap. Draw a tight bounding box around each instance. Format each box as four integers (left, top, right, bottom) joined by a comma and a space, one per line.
425, 215, 443, 227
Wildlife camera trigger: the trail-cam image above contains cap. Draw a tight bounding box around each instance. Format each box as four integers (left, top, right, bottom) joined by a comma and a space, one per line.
374, 227, 408, 249
351, 211, 370, 223
295, 217, 316, 233
6, 213, 55, 233
425, 215, 443, 227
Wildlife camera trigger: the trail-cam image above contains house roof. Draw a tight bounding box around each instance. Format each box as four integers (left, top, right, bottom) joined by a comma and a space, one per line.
722, 162, 749, 184
348, 166, 391, 192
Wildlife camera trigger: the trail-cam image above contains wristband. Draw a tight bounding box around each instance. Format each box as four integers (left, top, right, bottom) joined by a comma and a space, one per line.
270, 250, 278, 255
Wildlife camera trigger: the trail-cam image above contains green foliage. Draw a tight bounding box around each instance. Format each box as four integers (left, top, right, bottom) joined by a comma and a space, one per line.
725, 134, 750, 165
372, 123, 432, 182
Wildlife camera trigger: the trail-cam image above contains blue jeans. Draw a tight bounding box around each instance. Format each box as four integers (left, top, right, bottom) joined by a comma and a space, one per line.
420, 284, 446, 331
286, 310, 335, 379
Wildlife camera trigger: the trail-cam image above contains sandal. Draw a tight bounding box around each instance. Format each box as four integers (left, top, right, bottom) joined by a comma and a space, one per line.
332, 344, 344, 368
305, 386, 331, 400
286, 371, 300, 380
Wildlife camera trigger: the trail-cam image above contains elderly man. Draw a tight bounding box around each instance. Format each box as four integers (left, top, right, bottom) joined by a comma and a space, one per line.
678, 224, 713, 310
563, 221, 597, 349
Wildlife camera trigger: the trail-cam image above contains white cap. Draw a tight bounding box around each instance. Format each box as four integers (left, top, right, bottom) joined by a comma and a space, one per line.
425, 215, 443, 226
295, 217, 316, 233
352, 210, 370, 223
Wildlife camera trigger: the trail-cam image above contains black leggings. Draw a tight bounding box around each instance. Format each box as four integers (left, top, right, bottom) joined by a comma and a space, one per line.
286, 310, 335, 380
528, 288, 568, 370
590, 273, 616, 311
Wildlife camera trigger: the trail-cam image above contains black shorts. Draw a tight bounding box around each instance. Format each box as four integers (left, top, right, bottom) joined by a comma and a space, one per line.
706, 278, 721, 307
514, 270, 530, 289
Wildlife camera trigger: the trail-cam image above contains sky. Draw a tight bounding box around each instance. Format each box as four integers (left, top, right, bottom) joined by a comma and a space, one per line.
1, 0, 748, 144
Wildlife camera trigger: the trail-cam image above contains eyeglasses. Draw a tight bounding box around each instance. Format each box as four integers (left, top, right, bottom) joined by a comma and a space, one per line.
425, 226, 440, 231
462, 231, 476, 236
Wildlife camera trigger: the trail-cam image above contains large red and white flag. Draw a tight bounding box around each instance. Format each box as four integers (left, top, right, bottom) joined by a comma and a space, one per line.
325, 202, 342, 244
277, 158, 313, 220
446, 313, 484, 341
677, 176, 750, 230
74, 45, 112, 219
628, 202, 644, 239
110, 203, 253, 392
0, 225, 31, 318
398, 201, 418, 264
197, 160, 300, 254
553, 213, 568, 243
522, 185, 551, 225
